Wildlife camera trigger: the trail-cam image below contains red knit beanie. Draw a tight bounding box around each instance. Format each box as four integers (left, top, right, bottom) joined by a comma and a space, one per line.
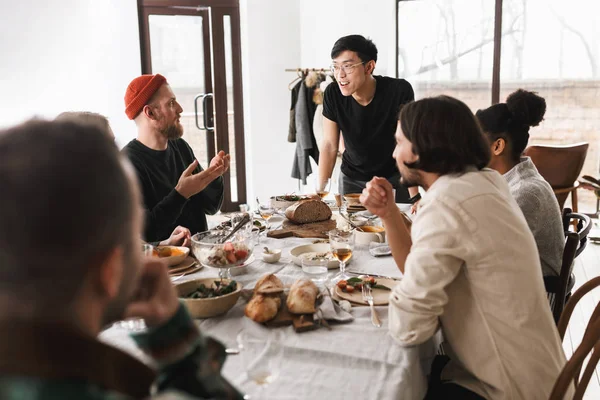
124, 74, 167, 120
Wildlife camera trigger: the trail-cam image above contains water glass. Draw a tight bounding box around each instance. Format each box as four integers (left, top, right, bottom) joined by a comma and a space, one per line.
237, 329, 284, 399
301, 257, 328, 283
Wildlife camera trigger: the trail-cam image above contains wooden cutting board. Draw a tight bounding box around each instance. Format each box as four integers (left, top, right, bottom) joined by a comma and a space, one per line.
267, 219, 337, 239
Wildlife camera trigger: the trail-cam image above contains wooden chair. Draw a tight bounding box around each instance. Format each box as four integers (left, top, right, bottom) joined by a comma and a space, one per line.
524, 142, 589, 211
549, 277, 600, 399
544, 210, 591, 324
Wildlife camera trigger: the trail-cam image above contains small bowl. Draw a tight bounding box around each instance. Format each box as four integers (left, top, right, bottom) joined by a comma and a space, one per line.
344, 193, 362, 206
176, 278, 242, 318
153, 246, 189, 267
262, 248, 282, 263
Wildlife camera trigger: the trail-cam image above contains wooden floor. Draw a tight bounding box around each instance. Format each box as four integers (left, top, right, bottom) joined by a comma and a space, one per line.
563, 218, 600, 399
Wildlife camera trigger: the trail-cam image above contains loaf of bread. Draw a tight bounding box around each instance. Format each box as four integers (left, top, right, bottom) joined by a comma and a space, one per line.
255, 274, 283, 293
286, 279, 319, 314
285, 199, 332, 224
245, 294, 281, 323
244, 274, 283, 323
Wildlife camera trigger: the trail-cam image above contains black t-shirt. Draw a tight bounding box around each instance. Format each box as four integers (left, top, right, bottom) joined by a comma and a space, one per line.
123, 139, 224, 242
323, 75, 414, 181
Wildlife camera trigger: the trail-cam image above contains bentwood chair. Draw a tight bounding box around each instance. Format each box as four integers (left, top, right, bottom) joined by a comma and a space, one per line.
549, 277, 600, 400
524, 143, 588, 211
544, 209, 591, 324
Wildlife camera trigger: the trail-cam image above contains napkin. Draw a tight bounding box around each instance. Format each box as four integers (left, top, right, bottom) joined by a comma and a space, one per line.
314, 293, 354, 323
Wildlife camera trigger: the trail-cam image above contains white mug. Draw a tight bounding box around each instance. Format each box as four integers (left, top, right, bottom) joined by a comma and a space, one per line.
355, 225, 386, 245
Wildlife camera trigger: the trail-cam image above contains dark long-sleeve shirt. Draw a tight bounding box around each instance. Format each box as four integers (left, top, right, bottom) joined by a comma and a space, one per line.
123, 139, 224, 242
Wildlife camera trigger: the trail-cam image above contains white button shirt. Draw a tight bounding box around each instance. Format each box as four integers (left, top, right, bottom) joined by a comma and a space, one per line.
389, 168, 569, 399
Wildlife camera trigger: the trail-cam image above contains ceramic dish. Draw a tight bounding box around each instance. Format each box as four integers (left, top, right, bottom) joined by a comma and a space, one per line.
153, 246, 190, 267
335, 277, 399, 305
289, 243, 352, 270
176, 278, 242, 318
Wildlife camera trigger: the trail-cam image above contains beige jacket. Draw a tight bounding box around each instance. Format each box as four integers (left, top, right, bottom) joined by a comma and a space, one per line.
389, 169, 568, 399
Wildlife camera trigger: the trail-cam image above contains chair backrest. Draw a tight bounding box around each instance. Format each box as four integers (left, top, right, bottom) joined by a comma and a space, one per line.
525, 143, 589, 208
562, 209, 592, 259
558, 276, 600, 340
544, 210, 592, 324
550, 306, 600, 400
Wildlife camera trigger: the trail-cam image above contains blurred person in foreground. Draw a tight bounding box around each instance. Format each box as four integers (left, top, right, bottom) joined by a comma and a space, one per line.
0, 119, 243, 399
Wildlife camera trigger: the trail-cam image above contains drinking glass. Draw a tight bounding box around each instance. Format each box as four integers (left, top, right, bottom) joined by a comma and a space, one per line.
329, 229, 355, 283
301, 257, 329, 283
113, 243, 153, 331
258, 202, 275, 232
314, 175, 331, 199
237, 329, 284, 399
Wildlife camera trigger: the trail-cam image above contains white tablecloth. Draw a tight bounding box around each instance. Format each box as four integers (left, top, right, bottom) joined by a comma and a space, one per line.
101, 221, 438, 400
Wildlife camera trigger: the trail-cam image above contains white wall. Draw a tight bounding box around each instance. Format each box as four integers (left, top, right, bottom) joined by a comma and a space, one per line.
0, 0, 141, 147
240, 0, 302, 205
299, 0, 397, 77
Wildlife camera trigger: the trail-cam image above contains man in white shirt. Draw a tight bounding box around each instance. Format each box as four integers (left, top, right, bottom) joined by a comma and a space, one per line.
360, 96, 568, 399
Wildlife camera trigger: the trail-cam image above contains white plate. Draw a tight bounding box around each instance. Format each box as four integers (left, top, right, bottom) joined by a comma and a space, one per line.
289, 243, 352, 270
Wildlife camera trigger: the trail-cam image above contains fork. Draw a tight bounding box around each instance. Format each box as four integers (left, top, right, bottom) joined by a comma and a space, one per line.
362, 284, 382, 327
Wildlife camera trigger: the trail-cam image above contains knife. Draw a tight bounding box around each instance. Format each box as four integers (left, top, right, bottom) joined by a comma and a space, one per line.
347, 271, 401, 280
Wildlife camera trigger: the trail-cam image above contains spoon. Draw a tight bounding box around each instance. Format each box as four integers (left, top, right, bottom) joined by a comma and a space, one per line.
339, 212, 361, 230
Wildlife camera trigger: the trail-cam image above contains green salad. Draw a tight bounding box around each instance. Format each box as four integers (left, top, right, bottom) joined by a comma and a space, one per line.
183, 280, 238, 299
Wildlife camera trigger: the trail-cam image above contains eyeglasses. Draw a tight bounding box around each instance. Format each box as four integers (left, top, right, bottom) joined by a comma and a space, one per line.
330, 61, 365, 75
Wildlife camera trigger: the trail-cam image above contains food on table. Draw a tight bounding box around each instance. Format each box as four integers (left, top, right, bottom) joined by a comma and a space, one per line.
245, 295, 281, 323
275, 194, 310, 202
152, 246, 185, 258
286, 279, 319, 314
300, 251, 336, 262
214, 219, 266, 231
336, 276, 389, 293
285, 199, 332, 224
201, 241, 251, 267
244, 274, 284, 323
182, 280, 238, 299
255, 274, 284, 293
270, 194, 312, 210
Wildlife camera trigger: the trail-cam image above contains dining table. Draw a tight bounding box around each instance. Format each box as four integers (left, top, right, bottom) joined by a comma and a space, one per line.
100, 212, 439, 400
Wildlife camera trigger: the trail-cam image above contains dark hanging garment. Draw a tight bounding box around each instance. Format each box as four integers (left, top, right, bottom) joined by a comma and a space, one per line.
288, 80, 302, 143
291, 79, 320, 184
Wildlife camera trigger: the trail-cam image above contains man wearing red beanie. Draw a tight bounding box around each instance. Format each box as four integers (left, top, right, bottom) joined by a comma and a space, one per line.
123, 74, 230, 242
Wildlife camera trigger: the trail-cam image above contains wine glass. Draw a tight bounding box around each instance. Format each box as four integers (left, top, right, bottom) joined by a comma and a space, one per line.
237, 329, 284, 399
258, 202, 275, 232
314, 175, 331, 199
329, 229, 355, 283
113, 243, 153, 331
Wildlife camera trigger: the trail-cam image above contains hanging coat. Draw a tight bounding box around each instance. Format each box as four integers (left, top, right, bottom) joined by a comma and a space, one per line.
291, 80, 319, 184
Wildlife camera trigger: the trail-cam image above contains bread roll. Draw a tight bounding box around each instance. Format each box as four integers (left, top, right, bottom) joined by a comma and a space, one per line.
244, 274, 284, 323
245, 294, 281, 322
285, 200, 332, 224
255, 274, 283, 293
287, 279, 319, 314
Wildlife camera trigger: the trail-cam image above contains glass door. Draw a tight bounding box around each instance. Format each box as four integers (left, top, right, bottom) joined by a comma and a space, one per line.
139, 1, 247, 212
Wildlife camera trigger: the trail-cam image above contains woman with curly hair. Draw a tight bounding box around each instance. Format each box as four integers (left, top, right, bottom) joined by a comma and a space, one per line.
476, 90, 564, 277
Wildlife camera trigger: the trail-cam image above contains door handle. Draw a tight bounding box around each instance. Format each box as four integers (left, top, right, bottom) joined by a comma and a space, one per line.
194, 93, 214, 131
